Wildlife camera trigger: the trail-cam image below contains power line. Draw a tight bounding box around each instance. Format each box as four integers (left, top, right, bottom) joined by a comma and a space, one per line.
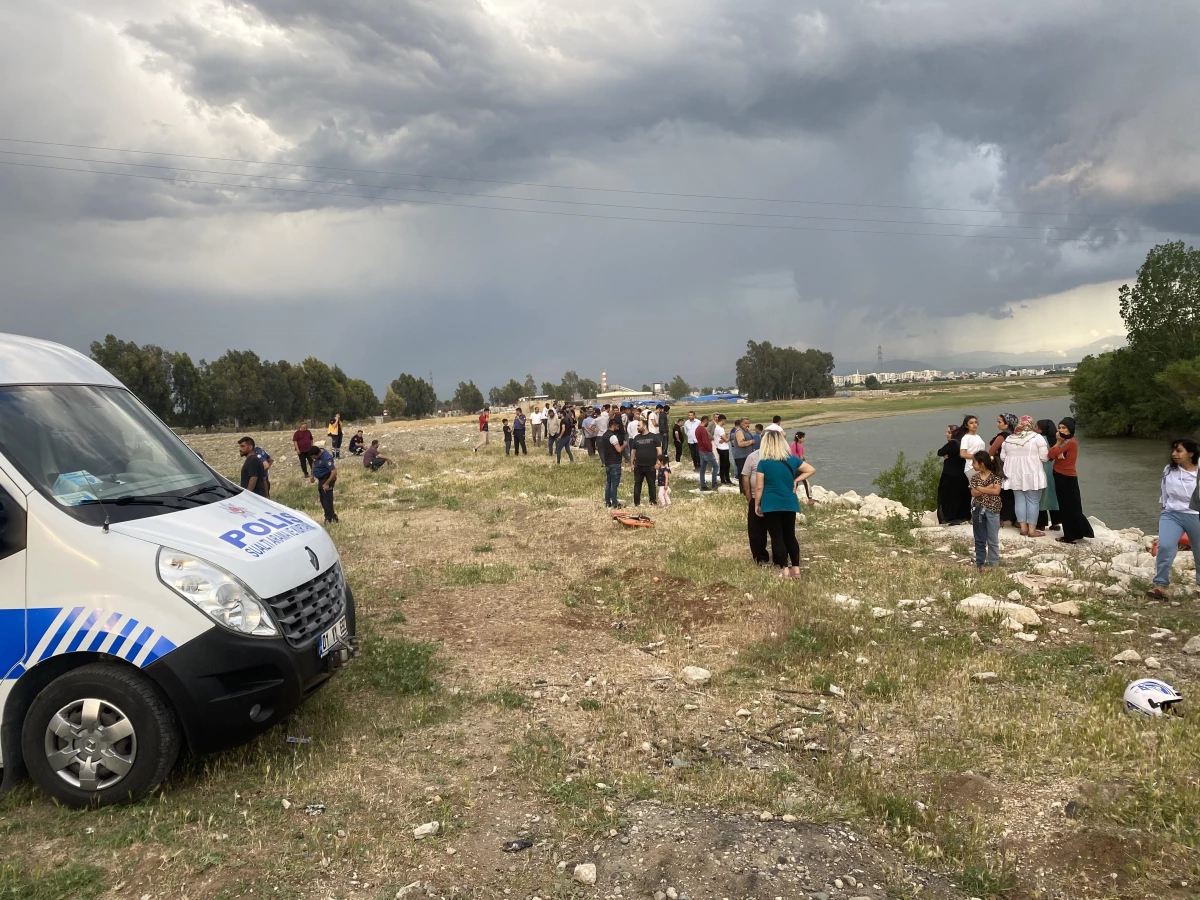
0, 148, 1160, 235
0, 135, 1136, 220
0, 158, 1170, 244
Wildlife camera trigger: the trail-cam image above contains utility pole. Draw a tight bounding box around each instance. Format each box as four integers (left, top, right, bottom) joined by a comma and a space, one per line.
877, 344, 883, 367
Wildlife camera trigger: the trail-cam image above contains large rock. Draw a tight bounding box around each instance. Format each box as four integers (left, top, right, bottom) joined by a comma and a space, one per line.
573, 863, 597, 885
1110, 551, 1156, 581
413, 821, 440, 840
1048, 600, 1081, 617
919, 510, 939, 528
1184, 635, 1200, 655
1112, 649, 1142, 663
857, 493, 910, 520
957, 593, 1042, 626
1033, 560, 1071, 577
681, 666, 711, 686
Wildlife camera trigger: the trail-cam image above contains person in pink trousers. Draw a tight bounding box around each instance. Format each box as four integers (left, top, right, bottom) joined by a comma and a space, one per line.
656, 456, 672, 507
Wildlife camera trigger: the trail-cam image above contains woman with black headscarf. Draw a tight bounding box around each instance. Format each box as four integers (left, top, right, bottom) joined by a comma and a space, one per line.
1048, 416, 1094, 543
936, 423, 971, 525
1035, 418, 1062, 532
989, 412, 1018, 527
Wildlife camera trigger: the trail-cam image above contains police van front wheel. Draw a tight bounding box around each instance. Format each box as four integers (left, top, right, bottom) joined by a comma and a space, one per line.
22, 663, 181, 808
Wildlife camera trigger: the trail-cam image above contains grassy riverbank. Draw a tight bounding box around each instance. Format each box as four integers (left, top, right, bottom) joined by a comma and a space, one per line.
4, 409, 1196, 900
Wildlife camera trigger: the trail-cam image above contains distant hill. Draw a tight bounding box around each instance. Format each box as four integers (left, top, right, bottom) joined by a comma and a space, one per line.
833, 335, 1127, 375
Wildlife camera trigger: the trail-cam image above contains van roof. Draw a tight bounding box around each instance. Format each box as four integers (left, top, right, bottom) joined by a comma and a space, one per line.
0, 333, 123, 388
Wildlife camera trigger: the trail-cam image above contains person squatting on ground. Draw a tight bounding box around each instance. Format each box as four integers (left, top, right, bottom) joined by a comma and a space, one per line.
363, 439, 392, 471
601, 418, 627, 508
293, 421, 314, 476
630, 420, 661, 506
969, 450, 1003, 569
307, 445, 339, 523
753, 429, 804, 578
348, 429, 365, 456
1149, 438, 1200, 600
1000, 415, 1050, 538
657, 456, 672, 507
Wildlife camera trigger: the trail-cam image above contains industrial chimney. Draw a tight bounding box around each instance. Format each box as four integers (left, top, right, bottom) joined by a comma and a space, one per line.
601, 370, 607, 392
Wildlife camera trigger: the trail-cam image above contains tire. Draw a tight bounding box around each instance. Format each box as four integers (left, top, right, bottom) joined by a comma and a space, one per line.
21, 662, 180, 808
344, 585, 357, 637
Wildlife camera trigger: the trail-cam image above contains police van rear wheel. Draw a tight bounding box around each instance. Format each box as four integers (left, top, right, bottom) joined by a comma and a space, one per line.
22, 663, 181, 808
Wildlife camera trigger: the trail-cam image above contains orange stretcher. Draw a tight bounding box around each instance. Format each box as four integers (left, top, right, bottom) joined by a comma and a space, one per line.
611, 510, 654, 527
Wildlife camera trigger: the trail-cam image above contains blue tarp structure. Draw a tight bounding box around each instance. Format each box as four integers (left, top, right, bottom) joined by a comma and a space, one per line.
679, 393, 742, 404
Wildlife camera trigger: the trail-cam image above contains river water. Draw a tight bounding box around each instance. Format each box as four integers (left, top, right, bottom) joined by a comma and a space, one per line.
790, 398, 1170, 532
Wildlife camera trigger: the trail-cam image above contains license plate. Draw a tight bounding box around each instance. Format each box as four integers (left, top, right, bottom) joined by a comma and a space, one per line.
318, 617, 349, 657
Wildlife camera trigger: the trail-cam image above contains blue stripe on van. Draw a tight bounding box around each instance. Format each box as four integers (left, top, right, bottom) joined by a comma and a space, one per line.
142, 635, 178, 665
64, 609, 100, 654
37, 606, 83, 662
107, 616, 140, 657
86, 611, 124, 652
123, 625, 153, 662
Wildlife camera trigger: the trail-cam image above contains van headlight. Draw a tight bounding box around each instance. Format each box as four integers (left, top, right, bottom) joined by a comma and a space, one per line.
157, 548, 278, 637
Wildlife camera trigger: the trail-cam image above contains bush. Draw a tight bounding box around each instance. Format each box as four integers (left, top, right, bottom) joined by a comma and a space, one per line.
872, 451, 941, 511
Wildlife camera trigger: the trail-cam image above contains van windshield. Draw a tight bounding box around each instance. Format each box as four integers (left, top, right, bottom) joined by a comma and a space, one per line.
0, 385, 237, 526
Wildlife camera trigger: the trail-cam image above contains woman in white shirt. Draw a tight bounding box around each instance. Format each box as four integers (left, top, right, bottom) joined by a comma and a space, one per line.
1150, 438, 1200, 599
1000, 415, 1050, 537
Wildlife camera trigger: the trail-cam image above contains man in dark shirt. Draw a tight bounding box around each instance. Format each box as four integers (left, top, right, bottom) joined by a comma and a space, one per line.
306, 446, 339, 523
238, 437, 268, 497
511, 407, 528, 456
348, 430, 365, 455
292, 422, 314, 476
362, 440, 392, 471
629, 421, 661, 506
600, 419, 626, 508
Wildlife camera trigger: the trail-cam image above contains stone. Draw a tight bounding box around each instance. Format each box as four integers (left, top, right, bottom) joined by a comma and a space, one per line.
666, 889, 678, 900
1184, 636, 1200, 655
1066, 581, 1087, 595
969, 631, 983, 645
957, 594, 1042, 626
1013, 632, 1038, 642
1144, 657, 1162, 669
1006, 590, 1023, 601
1112, 649, 1142, 663
1033, 560, 1071, 577
871, 607, 893, 619
833, 594, 862, 609
1048, 600, 1081, 617
681, 666, 712, 686
971, 672, 999, 683
573, 863, 597, 885
1000, 617, 1025, 632
1102, 584, 1125, 596
736, 708, 752, 717
413, 821, 440, 840
395, 883, 423, 899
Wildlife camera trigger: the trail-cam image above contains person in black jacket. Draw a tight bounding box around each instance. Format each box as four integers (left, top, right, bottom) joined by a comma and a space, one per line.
629, 421, 661, 506
672, 419, 685, 463
600, 419, 627, 508
936, 424, 972, 525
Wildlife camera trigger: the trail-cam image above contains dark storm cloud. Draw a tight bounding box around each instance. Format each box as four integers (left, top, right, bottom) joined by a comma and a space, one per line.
1, 0, 1198, 391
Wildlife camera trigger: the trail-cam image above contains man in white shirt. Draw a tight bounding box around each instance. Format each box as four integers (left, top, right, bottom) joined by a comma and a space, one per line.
530, 406, 544, 447
624, 408, 639, 463
648, 406, 660, 437
958, 416, 986, 475
683, 411, 701, 470
714, 414, 733, 485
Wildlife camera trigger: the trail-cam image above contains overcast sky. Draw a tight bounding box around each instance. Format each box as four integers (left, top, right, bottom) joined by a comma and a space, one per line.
1, 0, 1197, 396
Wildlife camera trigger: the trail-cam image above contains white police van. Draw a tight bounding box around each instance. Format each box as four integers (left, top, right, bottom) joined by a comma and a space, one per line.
0, 333, 356, 807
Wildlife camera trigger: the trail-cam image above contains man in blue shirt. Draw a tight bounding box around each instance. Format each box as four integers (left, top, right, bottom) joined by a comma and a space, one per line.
511, 407, 528, 456
306, 446, 339, 524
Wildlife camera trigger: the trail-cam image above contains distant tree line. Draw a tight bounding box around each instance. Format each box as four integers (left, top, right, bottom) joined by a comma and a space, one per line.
90, 334, 382, 429
734, 341, 835, 400
1071, 241, 1200, 437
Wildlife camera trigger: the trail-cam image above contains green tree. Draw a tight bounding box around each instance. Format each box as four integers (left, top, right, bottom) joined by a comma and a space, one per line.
667, 375, 691, 399
345, 379, 381, 419
1158, 355, 1200, 419
487, 385, 503, 407
523, 374, 537, 397
1072, 241, 1200, 436
864, 375, 881, 389
89, 335, 174, 421
640, 384, 652, 392
576, 378, 598, 400
389, 373, 438, 418
499, 379, 525, 405
734, 341, 835, 400
872, 451, 942, 512
383, 388, 407, 418
453, 380, 485, 412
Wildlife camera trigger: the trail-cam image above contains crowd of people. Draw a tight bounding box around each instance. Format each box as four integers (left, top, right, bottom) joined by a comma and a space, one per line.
935, 413, 1200, 597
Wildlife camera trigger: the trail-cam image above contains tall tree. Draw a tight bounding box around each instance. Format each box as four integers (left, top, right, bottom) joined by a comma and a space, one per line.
89, 335, 174, 421
576, 378, 599, 401
523, 373, 537, 397
453, 380, 485, 412
383, 388, 407, 418
389, 373, 438, 418
207, 350, 268, 428
666, 375, 691, 399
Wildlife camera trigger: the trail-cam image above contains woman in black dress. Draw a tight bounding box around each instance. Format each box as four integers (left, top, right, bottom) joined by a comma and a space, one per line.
988, 412, 1018, 527
937, 424, 971, 525
1048, 416, 1094, 543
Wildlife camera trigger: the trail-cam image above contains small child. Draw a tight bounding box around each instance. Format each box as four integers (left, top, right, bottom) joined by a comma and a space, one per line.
502, 419, 512, 456
656, 456, 672, 507
969, 449, 1004, 569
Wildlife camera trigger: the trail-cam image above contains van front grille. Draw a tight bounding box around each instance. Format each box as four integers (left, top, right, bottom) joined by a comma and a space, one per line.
265, 563, 345, 648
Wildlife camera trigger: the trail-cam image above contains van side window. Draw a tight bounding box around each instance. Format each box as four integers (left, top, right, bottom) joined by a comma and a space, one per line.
0, 484, 26, 561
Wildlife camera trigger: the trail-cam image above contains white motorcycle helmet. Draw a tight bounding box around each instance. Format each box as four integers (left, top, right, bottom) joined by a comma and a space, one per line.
1124, 679, 1183, 718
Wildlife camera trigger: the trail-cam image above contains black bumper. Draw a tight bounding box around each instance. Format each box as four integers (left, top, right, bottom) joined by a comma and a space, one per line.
145, 589, 355, 756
